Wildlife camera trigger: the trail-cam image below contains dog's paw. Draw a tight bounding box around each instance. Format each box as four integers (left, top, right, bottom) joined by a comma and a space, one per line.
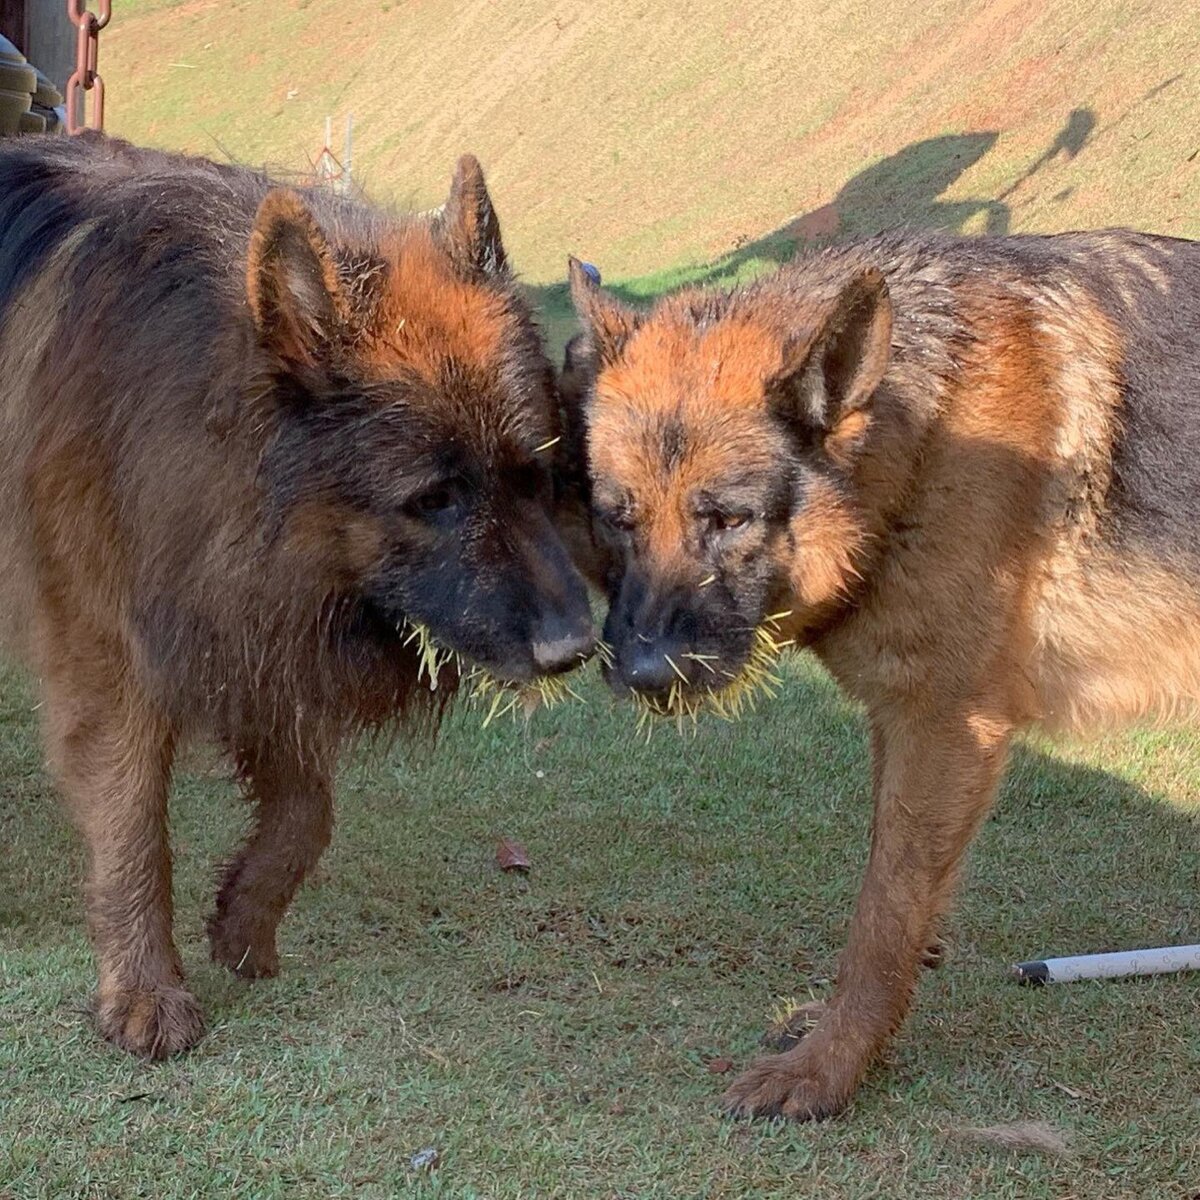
96, 983, 206, 1060
207, 918, 280, 979
721, 1039, 859, 1122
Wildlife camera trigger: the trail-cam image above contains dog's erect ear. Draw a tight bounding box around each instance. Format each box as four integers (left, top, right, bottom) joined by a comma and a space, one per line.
246, 189, 347, 364
569, 256, 641, 368
771, 267, 893, 434
437, 154, 507, 279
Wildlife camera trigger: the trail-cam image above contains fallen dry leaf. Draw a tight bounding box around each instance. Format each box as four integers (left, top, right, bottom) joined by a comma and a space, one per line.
496, 836, 531, 873
707, 1056, 735, 1074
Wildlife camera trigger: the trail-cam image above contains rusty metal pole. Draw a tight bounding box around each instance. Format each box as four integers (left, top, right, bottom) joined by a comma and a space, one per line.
65, 0, 109, 134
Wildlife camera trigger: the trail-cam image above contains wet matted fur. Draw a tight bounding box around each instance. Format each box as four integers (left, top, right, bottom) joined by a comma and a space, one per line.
567, 228, 1200, 1119
0, 132, 594, 1059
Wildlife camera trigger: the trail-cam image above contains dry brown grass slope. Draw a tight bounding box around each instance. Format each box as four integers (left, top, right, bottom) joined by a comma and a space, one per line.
103, 0, 1200, 283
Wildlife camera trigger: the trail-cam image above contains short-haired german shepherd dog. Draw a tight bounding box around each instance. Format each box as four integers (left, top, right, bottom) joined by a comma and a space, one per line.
568, 228, 1200, 1120
0, 132, 594, 1059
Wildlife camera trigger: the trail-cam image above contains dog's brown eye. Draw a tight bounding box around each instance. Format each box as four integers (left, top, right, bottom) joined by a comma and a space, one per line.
600, 506, 636, 532
406, 485, 458, 518
707, 510, 754, 533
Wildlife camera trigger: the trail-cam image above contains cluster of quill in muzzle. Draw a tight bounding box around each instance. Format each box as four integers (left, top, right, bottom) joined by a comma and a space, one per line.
402, 620, 585, 726
599, 611, 796, 738
405, 612, 796, 733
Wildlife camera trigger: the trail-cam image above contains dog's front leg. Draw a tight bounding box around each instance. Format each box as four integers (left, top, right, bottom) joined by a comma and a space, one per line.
208, 736, 335, 980
723, 700, 1013, 1121
41, 636, 204, 1060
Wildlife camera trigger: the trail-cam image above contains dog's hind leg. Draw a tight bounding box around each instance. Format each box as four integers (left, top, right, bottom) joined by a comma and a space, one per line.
41, 631, 203, 1060
207, 737, 335, 979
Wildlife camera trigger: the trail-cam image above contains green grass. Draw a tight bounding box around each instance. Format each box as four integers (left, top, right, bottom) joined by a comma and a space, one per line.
7, 2, 1200, 1193
3, 650, 1198, 1198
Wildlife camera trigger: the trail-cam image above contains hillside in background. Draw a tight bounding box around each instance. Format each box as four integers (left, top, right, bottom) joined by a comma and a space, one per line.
103, 0, 1200, 286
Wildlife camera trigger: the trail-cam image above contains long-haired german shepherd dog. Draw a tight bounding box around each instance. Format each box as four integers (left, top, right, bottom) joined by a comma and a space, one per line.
567, 228, 1200, 1120
0, 132, 594, 1059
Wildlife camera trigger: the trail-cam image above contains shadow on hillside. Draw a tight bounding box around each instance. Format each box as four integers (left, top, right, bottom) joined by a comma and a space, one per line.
673, 106, 1098, 290
545, 69, 1183, 320
531, 107, 1097, 347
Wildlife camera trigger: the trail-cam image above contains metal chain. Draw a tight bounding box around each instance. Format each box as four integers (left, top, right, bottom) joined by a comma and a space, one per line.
66, 0, 111, 135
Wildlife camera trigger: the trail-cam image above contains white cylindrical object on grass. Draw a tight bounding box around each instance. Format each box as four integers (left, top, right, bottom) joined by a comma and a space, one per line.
1013, 944, 1200, 985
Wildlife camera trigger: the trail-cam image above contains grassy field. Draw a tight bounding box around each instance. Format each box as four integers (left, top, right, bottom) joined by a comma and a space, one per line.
2, 651, 1198, 1198
3, 0, 1200, 1197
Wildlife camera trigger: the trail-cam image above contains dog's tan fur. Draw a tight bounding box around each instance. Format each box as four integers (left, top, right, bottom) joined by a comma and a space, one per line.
569, 230, 1200, 1119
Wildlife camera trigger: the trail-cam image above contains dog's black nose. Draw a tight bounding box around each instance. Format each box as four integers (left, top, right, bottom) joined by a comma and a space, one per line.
619, 640, 689, 697
531, 621, 596, 675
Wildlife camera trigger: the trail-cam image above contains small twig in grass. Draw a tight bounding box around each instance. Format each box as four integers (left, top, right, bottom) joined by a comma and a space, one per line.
1051, 1080, 1090, 1101
417, 1043, 450, 1068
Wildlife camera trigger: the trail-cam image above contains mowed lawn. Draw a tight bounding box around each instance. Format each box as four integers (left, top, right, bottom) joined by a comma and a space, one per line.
4, 0, 1199, 1193
2, 638, 1198, 1197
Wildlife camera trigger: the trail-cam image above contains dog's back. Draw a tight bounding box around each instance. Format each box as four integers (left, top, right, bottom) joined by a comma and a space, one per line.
0, 136, 260, 660
876, 228, 1200, 560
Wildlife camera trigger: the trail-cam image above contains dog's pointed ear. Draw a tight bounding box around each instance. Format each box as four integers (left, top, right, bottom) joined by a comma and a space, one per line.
437, 154, 507, 279
246, 189, 347, 364
772, 267, 892, 434
569, 256, 640, 367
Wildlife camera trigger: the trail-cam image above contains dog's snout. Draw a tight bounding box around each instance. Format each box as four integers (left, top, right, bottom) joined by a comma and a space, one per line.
531, 619, 596, 675
619, 639, 691, 696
